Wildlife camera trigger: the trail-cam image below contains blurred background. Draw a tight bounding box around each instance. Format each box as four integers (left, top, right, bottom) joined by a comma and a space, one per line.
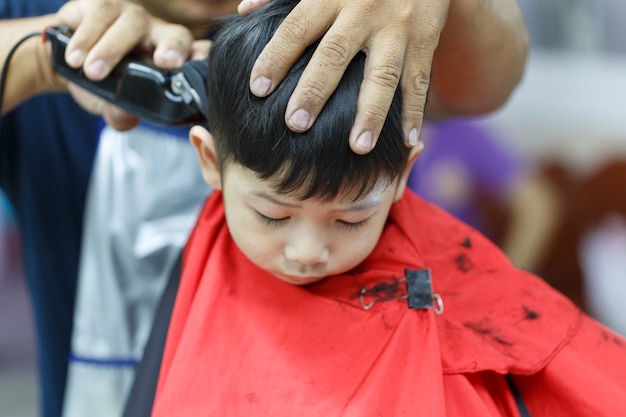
1, 0, 626, 415
411, 0, 626, 336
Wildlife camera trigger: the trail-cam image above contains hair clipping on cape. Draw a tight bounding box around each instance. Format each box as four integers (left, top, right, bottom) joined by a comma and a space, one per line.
359, 268, 443, 314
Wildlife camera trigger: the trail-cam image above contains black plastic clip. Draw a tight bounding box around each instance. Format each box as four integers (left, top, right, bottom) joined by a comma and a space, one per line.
359, 268, 443, 314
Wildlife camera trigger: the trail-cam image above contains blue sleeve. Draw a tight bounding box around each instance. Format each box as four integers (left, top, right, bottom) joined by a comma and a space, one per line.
0, 92, 100, 417
0, 3, 101, 413
0, 0, 66, 18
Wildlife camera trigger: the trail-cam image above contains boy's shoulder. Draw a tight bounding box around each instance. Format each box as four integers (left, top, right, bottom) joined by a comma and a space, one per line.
392, 190, 584, 375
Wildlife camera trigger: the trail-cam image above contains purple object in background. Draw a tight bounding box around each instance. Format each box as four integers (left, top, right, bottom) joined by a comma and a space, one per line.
408, 118, 526, 237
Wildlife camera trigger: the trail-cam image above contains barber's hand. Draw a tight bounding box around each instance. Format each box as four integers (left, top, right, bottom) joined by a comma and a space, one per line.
239, 0, 450, 154
54, 0, 196, 130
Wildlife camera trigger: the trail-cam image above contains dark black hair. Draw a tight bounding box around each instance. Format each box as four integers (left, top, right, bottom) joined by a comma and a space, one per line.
206, 0, 408, 202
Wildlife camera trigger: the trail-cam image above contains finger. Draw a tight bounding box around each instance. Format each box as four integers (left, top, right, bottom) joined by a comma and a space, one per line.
400, 2, 448, 148
103, 105, 141, 131
189, 40, 212, 61
55, 0, 87, 29
400, 45, 432, 149
69, 83, 141, 131
249, 0, 336, 100
237, 0, 270, 16
66, 82, 106, 115
58, 1, 124, 69
348, 31, 406, 154
150, 23, 195, 69
285, 17, 367, 133
81, 4, 150, 80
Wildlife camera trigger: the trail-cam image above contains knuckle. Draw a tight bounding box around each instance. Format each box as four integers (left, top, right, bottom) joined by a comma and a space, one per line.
403, 44, 432, 101
402, 75, 429, 120
124, 4, 148, 20
318, 37, 352, 70
391, 5, 413, 24
299, 79, 329, 104
97, 0, 115, 8
121, 5, 150, 29
161, 24, 194, 47
94, 0, 119, 14
260, 49, 290, 73
369, 58, 402, 90
415, 20, 441, 50
281, 16, 309, 43
363, 103, 390, 125
405, 101, 426, 121
405, 70, 430, 100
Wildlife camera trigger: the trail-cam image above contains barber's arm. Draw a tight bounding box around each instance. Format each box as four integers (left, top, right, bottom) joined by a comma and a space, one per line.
1, 0, 195, 129
242, 0, 529, 154
427, 0, 528, 118
0, 14, 65, 114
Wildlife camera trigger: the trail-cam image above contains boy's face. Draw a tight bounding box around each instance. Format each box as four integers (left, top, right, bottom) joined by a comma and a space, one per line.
189, 126, 420, 286
221, 163, 400, 285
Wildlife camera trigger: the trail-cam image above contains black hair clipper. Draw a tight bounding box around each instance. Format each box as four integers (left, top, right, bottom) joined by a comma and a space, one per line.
44, 25, 209, 126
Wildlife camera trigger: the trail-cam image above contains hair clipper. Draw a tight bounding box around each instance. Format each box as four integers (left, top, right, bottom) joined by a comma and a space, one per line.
44, 25, 209, 126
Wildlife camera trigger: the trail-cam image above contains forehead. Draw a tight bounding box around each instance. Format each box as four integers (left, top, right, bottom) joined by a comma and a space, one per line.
223, 162, 393, 205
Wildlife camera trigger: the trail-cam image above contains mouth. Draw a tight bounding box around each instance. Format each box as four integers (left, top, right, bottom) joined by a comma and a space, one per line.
276, 272, 323, 286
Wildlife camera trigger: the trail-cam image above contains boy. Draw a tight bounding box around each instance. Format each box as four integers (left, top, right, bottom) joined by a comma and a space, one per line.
145, 0, 626, 415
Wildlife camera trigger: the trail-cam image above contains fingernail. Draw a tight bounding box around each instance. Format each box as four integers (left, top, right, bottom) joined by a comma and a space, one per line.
356, 131, 374, 151
163, 49, 184, 68
66, 49, 84, 67
288, 109, 311, 131
251, 76, 272, 96
408, 127, 419, 146
238, 0, 256, 13
86, 59, 107, 79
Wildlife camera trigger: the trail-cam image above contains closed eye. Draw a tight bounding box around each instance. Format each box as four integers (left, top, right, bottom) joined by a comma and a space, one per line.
337, 219, 368, 230
257, 212, 289, 227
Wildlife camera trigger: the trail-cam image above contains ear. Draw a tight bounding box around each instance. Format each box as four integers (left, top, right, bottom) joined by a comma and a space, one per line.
393, 141, 424, 202
189, 125, 222, 190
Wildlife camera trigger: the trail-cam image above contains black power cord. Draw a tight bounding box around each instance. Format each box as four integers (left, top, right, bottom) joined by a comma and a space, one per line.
0, 31, 42, 119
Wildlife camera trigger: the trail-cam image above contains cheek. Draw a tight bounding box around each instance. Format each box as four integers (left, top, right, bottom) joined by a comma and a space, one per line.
225, 211, 281, 265
332, 220, 387, 270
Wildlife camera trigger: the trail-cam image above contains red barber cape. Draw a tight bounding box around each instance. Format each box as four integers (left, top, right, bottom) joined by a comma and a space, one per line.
152, 191, 626, 416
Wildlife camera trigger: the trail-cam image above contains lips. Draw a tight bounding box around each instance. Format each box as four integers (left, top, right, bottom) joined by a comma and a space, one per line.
276, 272, 323, 286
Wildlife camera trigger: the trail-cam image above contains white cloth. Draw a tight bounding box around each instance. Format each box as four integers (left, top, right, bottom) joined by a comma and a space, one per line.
62, 123, 210, 417
579, 213, 626, 337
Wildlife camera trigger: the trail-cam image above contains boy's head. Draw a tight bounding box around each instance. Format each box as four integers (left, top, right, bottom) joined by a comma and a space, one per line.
190, 0, 422, 285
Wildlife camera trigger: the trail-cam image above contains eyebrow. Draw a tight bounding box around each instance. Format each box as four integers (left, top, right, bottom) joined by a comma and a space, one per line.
251, 191, 301, 208
250, 190, 381, 212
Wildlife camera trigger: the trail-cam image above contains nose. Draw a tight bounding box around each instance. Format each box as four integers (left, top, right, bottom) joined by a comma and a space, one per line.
284, 234, 330, 266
